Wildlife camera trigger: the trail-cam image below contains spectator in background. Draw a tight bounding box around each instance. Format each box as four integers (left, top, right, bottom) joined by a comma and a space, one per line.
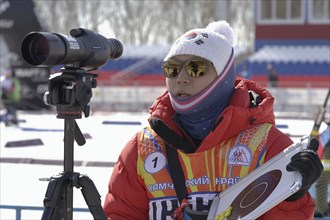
1, 69, 21, 126
267, 63, 278, 87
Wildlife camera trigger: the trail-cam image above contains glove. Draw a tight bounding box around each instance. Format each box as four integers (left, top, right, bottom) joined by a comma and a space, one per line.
286, 138, 324, 201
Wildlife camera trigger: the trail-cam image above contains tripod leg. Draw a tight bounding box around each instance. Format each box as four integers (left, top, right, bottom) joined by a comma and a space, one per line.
78, 174, 107, 220
42, 174, 66, 220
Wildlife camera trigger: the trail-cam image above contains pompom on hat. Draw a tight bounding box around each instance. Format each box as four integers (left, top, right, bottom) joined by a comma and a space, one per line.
164, 20, 235, 77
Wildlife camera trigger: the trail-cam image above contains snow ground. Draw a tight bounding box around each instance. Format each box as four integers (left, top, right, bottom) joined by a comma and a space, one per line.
0, 111, 328, 219
0, 111, 149, 220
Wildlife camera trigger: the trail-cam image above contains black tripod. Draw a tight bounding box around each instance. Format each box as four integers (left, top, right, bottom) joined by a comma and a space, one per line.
41, 68, 106, 220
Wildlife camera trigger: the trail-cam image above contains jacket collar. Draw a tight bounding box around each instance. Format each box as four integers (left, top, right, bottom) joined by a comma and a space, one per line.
148, 78, 275, 152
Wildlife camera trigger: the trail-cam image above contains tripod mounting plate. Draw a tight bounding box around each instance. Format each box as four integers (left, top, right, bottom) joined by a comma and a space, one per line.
44, 68, 97, 119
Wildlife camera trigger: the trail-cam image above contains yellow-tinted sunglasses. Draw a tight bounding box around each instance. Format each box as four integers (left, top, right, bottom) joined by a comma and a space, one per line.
162, 58, 214, 78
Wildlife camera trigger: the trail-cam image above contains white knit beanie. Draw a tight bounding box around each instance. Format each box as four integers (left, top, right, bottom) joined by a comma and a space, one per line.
164, 20, 234, 76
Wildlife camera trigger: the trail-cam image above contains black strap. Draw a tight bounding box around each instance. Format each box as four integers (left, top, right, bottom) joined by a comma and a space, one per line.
149, 118, 192, 202
150, 118, 194, 153
156, 118, 209, 219
165, 143, 187, 203
165, 143, 209, 220
150, 118, 190, 202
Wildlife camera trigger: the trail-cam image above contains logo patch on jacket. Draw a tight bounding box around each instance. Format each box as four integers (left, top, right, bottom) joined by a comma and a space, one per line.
227, 144, 252, 166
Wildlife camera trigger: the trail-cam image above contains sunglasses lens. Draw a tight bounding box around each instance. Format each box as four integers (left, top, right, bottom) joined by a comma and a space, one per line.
162, 60, 181, 78
162, 59, 208, 78
185, 60, 206, 77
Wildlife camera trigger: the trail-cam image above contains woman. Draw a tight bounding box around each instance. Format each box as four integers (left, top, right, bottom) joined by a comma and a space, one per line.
103, 20, 322, 220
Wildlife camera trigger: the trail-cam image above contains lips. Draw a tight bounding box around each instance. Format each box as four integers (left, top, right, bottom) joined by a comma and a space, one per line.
175, 90, 191, 98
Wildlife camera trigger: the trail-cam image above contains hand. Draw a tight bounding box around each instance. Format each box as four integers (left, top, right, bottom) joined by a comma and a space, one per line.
286, 138, 324, 201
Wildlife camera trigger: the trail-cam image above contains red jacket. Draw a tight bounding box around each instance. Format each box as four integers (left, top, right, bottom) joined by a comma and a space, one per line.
103, 78, 315, 219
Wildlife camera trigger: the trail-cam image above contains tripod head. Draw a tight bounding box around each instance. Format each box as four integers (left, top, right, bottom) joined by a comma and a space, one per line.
44, 67, 97, 119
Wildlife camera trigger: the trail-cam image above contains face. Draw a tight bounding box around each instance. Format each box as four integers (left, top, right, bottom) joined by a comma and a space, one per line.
165, 55, 217, 98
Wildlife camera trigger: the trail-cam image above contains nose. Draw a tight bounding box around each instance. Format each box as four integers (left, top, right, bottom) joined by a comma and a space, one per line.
175, 68, 190, 84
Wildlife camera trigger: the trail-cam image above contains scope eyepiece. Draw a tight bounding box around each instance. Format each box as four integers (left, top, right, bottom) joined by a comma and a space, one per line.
21, 28, 123, 71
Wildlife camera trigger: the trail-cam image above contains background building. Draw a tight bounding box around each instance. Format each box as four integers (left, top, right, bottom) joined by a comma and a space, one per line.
245, 0, 330, 87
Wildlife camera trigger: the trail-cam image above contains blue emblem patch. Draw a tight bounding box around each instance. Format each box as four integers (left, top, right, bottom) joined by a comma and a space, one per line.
227, 144, 252, 166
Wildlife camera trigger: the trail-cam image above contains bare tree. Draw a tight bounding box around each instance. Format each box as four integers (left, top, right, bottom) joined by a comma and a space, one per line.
33, 0, 254, 50
33, 0, 102, 34
230, 0, 254, 53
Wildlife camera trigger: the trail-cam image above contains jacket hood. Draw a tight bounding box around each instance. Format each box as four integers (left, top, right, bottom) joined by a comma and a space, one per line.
148, 78, 275, 151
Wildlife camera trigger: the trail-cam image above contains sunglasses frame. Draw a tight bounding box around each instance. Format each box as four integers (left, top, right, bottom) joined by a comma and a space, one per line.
162, 57, 215, 78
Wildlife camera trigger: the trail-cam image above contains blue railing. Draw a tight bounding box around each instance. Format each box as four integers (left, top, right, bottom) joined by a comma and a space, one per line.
0, 205, 89, 220
1, 204, 329, 220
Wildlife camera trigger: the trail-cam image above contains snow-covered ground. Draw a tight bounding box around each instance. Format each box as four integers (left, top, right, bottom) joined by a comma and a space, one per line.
0, 111, 328, 219
0, 111, 149, 219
